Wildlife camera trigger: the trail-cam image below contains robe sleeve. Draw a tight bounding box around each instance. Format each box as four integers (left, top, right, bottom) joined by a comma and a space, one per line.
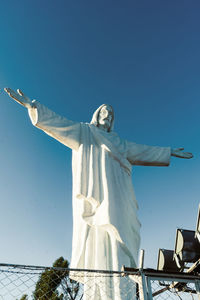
126, 141, 171, 166
28, 101, 81, 151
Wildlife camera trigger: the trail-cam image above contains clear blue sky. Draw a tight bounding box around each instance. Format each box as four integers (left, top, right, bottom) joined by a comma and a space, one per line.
0, 0, 200, 269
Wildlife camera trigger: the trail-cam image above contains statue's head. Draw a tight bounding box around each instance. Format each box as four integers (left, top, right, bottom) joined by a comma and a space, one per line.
90, 104, 114, 132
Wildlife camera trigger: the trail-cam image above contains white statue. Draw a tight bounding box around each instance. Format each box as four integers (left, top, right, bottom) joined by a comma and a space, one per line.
4, 88, 193, 299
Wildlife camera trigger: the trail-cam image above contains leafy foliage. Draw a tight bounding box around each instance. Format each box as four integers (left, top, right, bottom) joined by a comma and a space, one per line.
33, 257, 81, 300
19, 295, 28, 300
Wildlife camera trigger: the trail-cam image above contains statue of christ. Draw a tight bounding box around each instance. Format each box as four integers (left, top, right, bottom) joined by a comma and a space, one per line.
4, 88, 193, 299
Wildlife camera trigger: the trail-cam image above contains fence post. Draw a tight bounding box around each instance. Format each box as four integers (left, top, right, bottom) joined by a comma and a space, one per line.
140, 271, 149, 300
195, 279, 200, 299
145, 277, 153, 300
139, 249, 145, 270
129, 272, 148, 300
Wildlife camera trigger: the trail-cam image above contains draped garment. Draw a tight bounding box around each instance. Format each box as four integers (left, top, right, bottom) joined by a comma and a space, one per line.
28, 102, 171, 277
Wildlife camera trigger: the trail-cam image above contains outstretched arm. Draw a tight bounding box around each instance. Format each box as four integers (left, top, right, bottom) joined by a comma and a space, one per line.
126, 142, 193, 167
4, 88, 81, 151
126, 142, 171, 166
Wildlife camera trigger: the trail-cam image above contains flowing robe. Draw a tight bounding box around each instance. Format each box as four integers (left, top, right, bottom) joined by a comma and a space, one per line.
28, 102, 171, 278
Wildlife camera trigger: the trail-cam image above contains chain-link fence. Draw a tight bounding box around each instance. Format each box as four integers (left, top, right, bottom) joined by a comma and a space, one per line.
0, 263, 200, 299
0, 263, 140, 300
150, 279, 198, 299
143, 270, 200, 300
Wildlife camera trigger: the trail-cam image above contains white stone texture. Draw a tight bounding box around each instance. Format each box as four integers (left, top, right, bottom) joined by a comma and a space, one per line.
28, 102, 171, 299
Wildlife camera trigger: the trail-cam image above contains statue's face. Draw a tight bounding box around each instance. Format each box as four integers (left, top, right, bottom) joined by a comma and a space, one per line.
98, 105, 113, 131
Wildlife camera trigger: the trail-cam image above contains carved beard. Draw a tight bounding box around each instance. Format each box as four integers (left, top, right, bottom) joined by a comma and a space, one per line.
98, 118, 112, 131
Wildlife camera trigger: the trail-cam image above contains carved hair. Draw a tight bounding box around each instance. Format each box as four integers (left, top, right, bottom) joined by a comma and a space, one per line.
90, 104, 114, 132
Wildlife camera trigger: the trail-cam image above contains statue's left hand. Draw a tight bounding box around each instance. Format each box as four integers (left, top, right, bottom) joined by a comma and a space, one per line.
171, 147, 193, 159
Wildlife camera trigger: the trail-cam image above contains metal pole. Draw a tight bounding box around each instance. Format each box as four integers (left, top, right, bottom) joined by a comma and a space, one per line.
195, 280, 200, 300
139, 249, 145, 270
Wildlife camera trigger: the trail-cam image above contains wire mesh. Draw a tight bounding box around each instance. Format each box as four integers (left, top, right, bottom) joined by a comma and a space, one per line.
0, 263, 200, 299
0, 264, 140, 300
149, 278, 199, 299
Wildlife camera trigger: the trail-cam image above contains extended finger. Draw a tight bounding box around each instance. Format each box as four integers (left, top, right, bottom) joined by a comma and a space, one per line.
17, 89, 24, 96
177, 147, 184, 151
4, 87, 15, 94
182, 152, 193, 159
186, 152, 193, 157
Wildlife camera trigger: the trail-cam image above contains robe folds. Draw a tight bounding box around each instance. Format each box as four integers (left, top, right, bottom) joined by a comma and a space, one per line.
28, 102, 171, 277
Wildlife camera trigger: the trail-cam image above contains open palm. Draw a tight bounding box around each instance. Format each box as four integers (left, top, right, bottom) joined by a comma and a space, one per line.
4, 88, 33, 108
171, 147, 193, 159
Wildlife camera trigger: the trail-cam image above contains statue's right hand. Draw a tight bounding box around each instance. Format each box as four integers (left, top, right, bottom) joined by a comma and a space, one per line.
4, 88, 33, 109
